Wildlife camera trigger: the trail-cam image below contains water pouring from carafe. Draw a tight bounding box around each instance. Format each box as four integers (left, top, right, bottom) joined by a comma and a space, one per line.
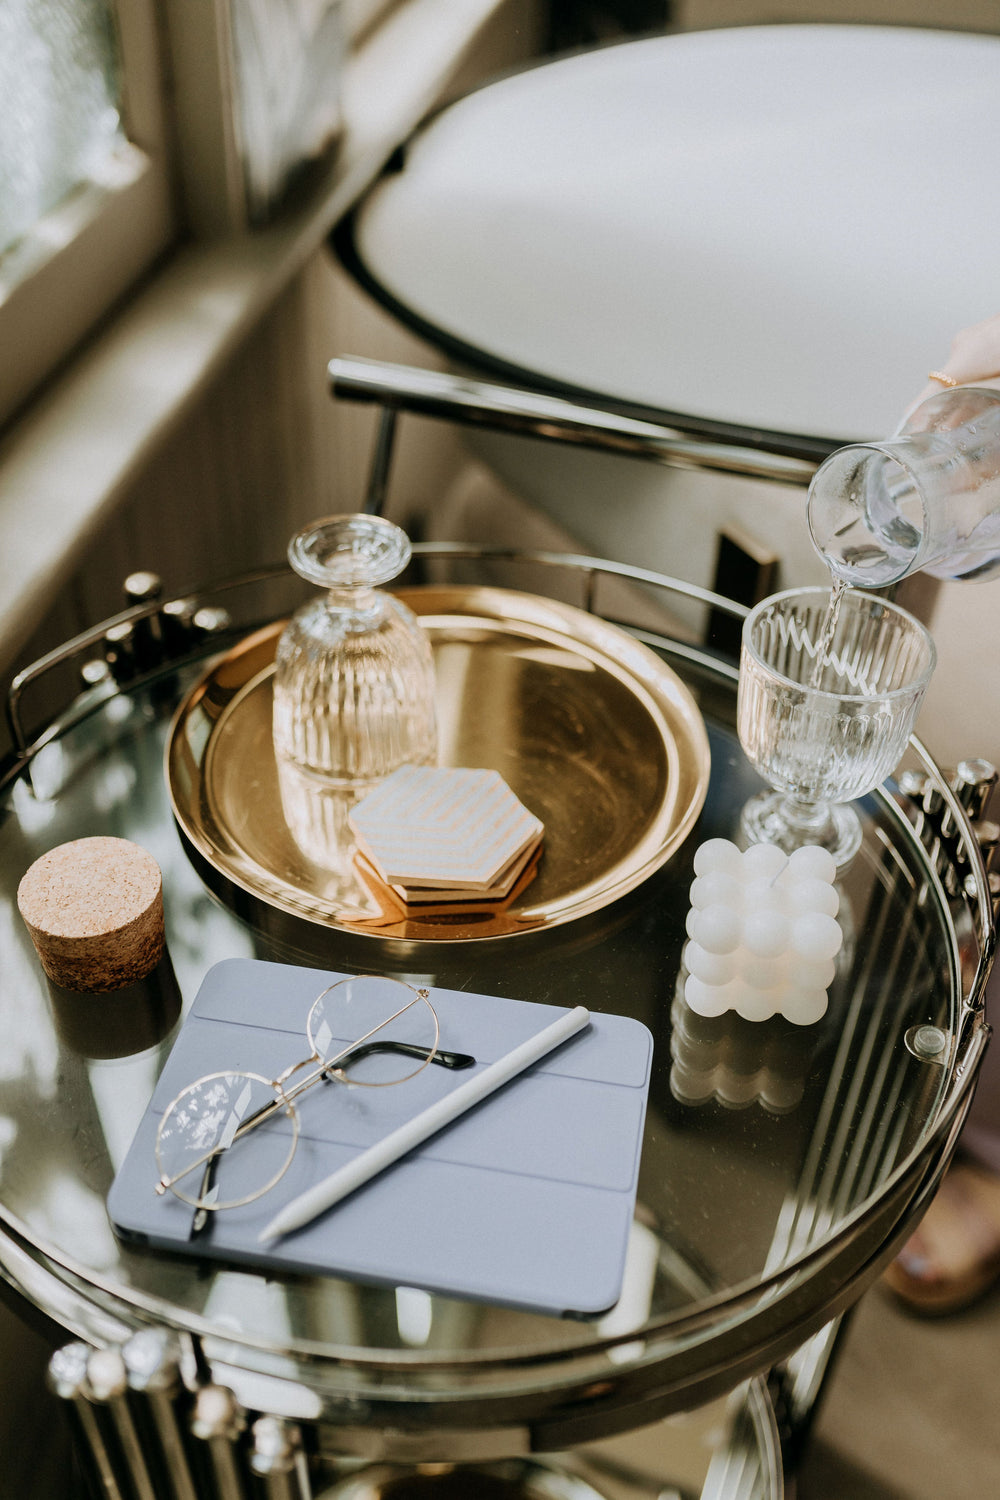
731, 382, 1000, 866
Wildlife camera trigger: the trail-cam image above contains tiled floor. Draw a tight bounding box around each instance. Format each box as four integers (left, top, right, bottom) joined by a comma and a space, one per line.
796, 1279, 1000, 1499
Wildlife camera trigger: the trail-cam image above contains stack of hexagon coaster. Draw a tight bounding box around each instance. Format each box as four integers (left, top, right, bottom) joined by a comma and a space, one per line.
349, 765, 544, 914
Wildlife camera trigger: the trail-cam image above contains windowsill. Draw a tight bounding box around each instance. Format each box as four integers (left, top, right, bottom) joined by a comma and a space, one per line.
0, 0, 513, 676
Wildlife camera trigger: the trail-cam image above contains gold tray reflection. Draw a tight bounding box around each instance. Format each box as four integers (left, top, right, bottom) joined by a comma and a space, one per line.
167, 586, 710, 942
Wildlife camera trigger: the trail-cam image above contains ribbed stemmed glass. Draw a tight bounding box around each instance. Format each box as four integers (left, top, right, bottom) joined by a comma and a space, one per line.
737, 586, 936, 866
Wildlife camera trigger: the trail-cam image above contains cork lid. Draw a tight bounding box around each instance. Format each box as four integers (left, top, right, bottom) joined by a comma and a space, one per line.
17, 837, 164, 993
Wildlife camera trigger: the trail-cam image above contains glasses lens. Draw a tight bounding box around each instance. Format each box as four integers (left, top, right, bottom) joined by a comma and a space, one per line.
155, 1070, 298, 1210
307, 976, 439, 1086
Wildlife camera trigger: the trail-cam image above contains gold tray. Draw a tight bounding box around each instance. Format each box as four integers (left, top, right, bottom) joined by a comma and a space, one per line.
167, 586, 711, 943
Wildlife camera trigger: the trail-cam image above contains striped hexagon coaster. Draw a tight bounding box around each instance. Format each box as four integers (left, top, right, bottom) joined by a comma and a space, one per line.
348, 765, 543, 898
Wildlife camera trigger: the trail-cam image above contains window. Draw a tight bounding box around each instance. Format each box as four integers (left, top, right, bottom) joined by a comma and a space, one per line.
1, 0, 126, 260
0, 0, 173, 427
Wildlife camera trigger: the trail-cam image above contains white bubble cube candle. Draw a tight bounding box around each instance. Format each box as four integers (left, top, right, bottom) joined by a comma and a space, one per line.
683, 839, 842, 1025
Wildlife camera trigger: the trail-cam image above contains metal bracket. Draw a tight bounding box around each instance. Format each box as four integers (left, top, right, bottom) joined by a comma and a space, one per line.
329, 355, 820, 525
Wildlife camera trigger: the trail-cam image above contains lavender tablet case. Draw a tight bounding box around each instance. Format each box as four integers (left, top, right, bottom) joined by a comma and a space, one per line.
108, 958, 653, 1318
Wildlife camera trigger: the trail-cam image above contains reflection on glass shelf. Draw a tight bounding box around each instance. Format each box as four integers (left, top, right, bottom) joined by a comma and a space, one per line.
670, 988, 818, 1115
275, 753, 358, 873
274, 755, 388, 922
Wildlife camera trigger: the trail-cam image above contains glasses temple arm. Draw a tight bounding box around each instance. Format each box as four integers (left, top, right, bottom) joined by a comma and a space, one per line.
324, 1041, 475, 1075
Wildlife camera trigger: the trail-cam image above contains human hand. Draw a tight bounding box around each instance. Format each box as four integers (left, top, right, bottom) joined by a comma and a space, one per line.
910, 312, 1000, 410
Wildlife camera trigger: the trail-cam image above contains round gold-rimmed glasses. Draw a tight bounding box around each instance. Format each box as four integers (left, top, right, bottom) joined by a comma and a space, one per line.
154, 975, 472, 1221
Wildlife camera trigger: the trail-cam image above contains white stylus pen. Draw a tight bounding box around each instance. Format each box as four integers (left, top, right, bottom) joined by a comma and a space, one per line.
258, 1004, 591, 1243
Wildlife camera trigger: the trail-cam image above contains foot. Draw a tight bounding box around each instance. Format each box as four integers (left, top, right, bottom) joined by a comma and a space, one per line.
884, 1159, 1000, 1315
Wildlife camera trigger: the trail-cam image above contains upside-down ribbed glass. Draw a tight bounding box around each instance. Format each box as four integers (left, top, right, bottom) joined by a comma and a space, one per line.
272, 516, 437, 793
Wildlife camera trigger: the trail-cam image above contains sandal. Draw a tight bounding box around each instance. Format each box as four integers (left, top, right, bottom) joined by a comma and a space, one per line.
883, 1158, 1000, 1315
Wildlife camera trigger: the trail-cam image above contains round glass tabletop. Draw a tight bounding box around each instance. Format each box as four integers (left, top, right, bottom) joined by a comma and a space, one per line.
336, 27, 1000, 638
0, 554, 989, 1458
342, 25, 1000, 449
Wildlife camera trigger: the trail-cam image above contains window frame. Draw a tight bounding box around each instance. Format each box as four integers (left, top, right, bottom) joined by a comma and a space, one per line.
0, 0, 174, 428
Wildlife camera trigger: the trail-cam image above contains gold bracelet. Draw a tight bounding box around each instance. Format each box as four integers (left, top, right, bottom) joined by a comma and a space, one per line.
927, 370, 959, 387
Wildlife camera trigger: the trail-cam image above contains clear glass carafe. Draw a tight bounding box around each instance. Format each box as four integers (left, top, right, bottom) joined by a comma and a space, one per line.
806, 386, 1000, 588
272, 514, 437, 796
